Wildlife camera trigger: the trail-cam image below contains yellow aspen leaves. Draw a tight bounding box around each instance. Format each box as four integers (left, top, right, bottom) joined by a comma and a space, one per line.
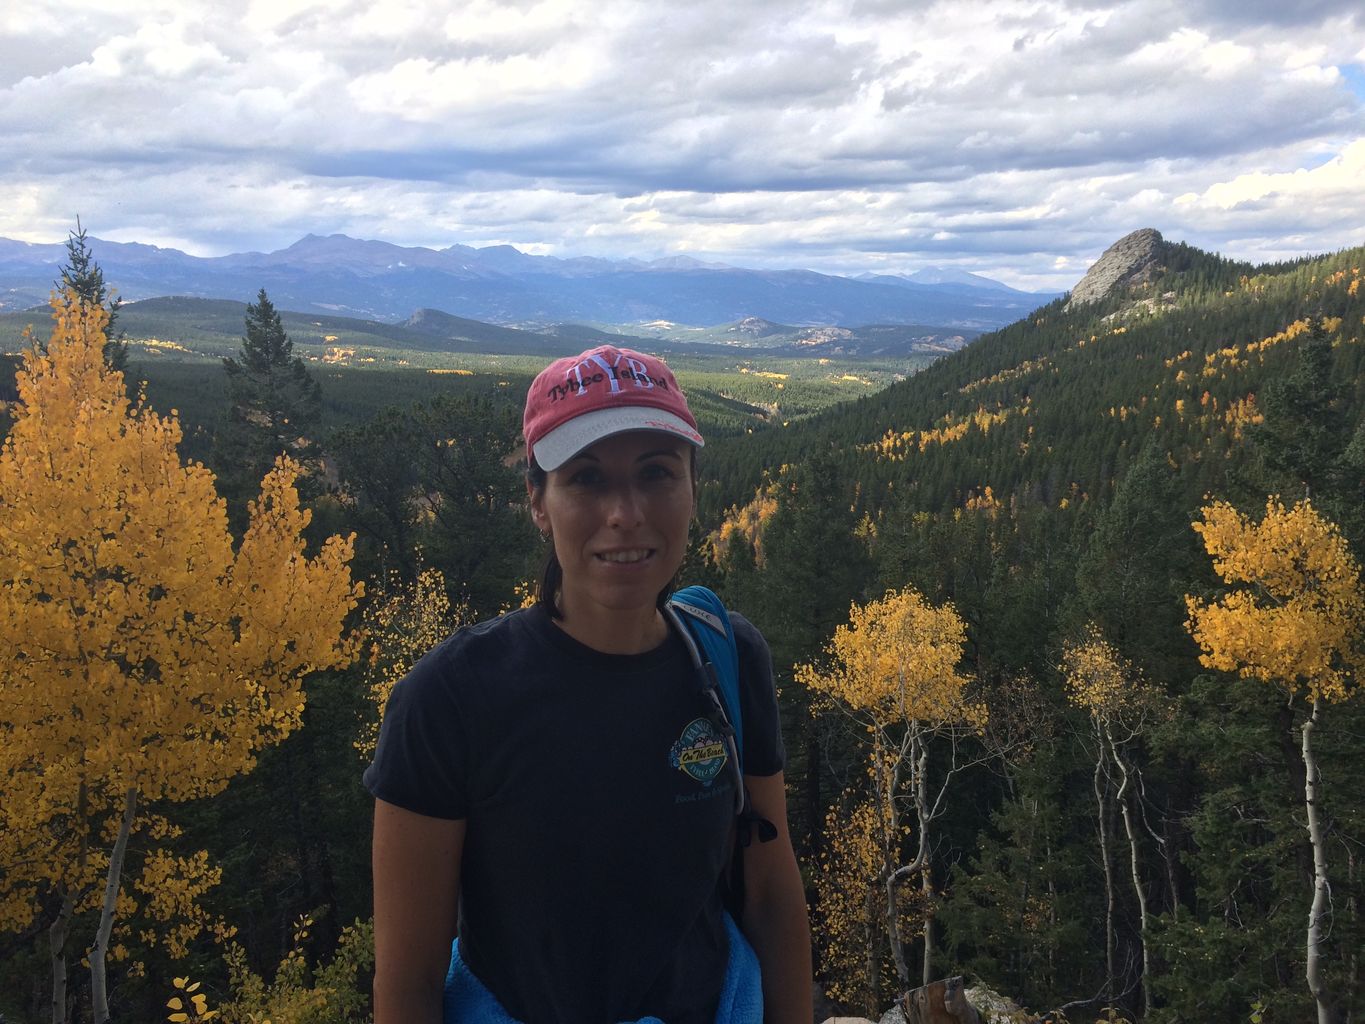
357, 567, 467, 757
1063, 624, 1138, 719
0, 292, 362, 944
811, 798, 910, 1009
1186, 497, 1364, 702
799, 587, 984, 729
167, 976, 217, 1022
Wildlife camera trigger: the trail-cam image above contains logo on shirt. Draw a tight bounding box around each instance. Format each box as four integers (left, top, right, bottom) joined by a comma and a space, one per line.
669, 717, 729, 786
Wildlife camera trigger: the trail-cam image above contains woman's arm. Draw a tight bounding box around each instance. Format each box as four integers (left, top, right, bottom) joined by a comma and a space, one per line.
739, 772, 813, 1024
372, 799, 466, 1024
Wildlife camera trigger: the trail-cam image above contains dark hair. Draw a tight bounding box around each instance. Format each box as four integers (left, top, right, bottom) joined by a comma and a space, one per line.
526, 447, 699, 620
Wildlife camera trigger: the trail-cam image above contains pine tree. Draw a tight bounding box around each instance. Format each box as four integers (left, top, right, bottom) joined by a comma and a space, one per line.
216, 289, 322, 527
54, 220, 126, 371
1250, 316, 1345, 502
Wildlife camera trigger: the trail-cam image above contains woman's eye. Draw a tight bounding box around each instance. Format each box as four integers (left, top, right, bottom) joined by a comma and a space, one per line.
640, 463, 676, 482
567, 467, 603, 487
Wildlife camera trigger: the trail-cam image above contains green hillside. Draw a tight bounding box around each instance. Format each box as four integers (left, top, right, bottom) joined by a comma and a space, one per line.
701, 240, 1365, 1022
703, 243, 1365, 518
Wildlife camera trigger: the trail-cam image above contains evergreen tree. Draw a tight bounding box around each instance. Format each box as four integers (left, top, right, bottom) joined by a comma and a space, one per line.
54, 220, 127, 371
327, 394, 534, 618
1250, 316, 1346, 502
748, 450, 872, 853
216, 289, 322, 528
1072, 438, 1201, 684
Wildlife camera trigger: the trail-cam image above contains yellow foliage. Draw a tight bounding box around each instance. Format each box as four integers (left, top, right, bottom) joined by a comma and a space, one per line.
356, 567, 469, 758
811, 798, 915, 1011
798, 587, 984, 729
962, 486, 1002, 516
1186, 498, 1364, 703
864, 404, 1025, 462
707, 476, 780, 566
136, 850, 235, 958
0, 293, 362, 945
1223, 394, 1264, 440
1062, 624, 1139, 719
217, 916, 374, 1024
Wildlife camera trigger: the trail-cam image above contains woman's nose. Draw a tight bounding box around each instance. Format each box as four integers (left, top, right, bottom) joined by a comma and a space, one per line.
606, 484, 644, 527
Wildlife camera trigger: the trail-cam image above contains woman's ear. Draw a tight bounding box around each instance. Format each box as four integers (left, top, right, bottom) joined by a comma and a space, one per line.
527, 478, 548, 533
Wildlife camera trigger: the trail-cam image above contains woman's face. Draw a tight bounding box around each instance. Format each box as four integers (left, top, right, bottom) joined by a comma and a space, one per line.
529, 430, 694, 623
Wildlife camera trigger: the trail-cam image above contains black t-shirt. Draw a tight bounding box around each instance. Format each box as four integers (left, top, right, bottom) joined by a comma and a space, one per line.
364, 603, 784, 1024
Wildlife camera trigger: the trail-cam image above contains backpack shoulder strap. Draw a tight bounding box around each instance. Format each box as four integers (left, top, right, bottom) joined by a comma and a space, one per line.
665, 586, 778, 921
667, 584, 743, 757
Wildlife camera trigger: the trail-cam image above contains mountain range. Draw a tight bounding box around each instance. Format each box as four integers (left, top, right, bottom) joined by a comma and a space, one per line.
0, 233, 1058, 331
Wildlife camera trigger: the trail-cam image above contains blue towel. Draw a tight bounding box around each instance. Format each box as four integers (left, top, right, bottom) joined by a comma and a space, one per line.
443, 912, 763, 1024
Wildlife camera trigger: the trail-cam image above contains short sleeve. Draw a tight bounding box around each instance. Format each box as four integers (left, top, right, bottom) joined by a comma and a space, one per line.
362, 640, 470, 820
730, 612, 785, 777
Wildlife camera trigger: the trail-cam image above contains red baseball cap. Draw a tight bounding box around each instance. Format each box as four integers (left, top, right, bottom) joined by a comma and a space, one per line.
523, 345, 704, 471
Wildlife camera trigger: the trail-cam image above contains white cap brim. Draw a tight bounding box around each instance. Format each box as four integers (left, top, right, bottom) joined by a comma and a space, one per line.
532, 407, 704, 471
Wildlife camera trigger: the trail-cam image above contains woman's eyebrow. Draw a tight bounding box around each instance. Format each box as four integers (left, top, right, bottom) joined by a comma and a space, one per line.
636, 449, 684, 462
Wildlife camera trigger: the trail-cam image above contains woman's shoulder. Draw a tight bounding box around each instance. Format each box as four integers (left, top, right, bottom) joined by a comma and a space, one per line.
726, 609, 770, 658
405, 605, 549, 688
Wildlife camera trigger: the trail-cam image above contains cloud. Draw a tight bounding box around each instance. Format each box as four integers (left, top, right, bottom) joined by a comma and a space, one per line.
2, 0, 1364, 290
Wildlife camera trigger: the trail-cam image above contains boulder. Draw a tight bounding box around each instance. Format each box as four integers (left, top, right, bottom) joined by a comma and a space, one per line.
963, 984, 1029, 1023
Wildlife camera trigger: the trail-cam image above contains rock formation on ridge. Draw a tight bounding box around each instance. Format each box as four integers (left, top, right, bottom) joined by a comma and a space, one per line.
1066, 228, 1166, 309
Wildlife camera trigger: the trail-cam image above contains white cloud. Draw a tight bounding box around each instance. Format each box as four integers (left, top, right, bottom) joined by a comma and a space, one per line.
1176, 136, 1365, 209
1, 0, 1364, 289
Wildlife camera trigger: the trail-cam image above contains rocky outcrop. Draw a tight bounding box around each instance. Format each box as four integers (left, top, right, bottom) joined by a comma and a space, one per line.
1066, 228, 1166, 309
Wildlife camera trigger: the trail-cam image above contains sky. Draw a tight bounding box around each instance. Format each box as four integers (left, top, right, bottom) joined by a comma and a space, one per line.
3, 0, 1364, 290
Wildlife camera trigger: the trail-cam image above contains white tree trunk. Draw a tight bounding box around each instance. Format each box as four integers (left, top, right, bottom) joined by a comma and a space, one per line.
1092, 731, 1117, 1014
1110, 731, 1150, 1018
49, 891, 73, 1024
914, 734, 932, 988
921, 859, 933, 988
1302, 701, 1337, 1024
90, 787, 137, 1024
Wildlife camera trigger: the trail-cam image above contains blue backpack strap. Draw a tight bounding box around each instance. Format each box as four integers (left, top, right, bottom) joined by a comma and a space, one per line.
667, 585, 743, 757
665, 586, 777, 922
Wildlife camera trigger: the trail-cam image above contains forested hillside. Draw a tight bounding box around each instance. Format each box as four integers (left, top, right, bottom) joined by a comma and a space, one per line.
1, 234, 1362, 1024
704, 236, 1365, 1022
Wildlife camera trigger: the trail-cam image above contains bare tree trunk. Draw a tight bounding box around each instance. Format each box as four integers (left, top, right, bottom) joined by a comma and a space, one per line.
50, 781, 91, 1024
886, 863, 917, 991
1110, 732, 1151, 1018
1346, 845, 1357, 1024
867, 879, 882, 1019
1302, 701, 1338, 1024
921, 860, 934, 988
1161, 818, 1181, 924
90, 787, 137, 1024
914, 733, 932, 988
1092, 736, 1116, 1015
49, 891, 73, 1024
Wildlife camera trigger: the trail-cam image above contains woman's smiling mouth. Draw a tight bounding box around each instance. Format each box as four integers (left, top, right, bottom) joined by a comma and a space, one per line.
596, 548, 654, 564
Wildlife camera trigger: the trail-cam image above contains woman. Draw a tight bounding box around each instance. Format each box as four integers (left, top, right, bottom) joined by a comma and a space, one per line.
366, 345, 812, 1024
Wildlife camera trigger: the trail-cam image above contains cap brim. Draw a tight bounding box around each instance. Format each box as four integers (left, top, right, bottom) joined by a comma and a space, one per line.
532, 407, 704, 471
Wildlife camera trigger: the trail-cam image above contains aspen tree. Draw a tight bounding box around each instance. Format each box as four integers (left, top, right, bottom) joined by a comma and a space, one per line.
356, 566, 467, 758
798, 586, 986, 997
1187, 497, 1364, 1024
0, 293, 361, 1024
1063, 624, 1161, 1019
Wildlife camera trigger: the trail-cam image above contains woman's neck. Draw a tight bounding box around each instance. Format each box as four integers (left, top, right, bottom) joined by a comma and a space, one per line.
552, 598, 668, 655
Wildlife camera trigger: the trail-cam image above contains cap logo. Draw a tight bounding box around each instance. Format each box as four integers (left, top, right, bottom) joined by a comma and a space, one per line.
547, 349, 671, 402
